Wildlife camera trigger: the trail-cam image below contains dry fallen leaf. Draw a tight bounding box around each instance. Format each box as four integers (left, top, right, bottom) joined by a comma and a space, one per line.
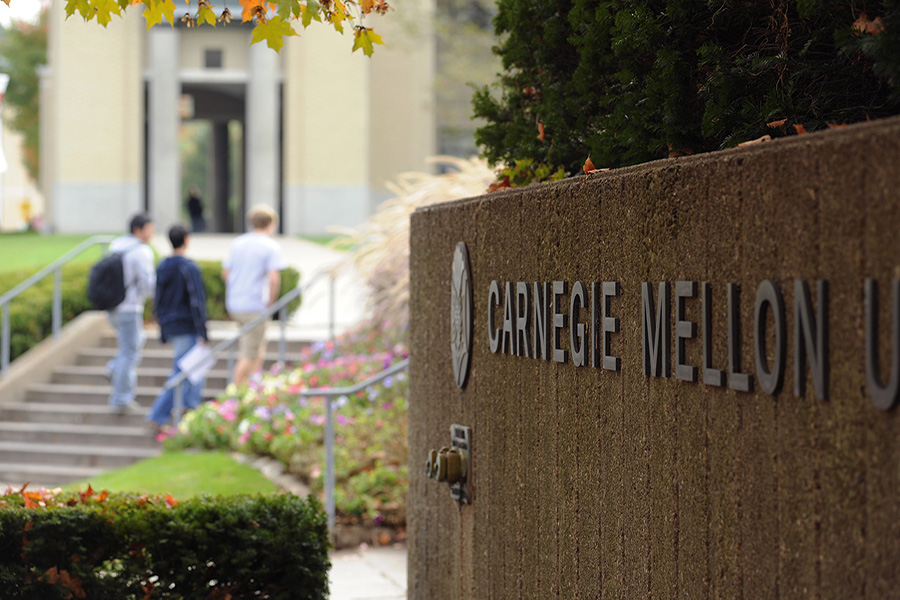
737, 134, 772, 147
487, 176, 511, 193
582, 156, 595, 173
827, 122, 848, 129
853, 12, 885, 35
793, 123, 808, 135
767, 118, 787, 131
537, 121, 546, 143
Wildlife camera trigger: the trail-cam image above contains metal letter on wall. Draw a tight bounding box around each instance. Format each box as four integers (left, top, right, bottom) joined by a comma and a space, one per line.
451, 242, 473, 388
754, 280, 786, 395
865, 279, 900, 410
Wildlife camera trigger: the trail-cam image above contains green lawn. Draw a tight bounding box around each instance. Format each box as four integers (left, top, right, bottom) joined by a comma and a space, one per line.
64, 451, 280, 499
0, 232, 107, 274
298, 234, 354, 252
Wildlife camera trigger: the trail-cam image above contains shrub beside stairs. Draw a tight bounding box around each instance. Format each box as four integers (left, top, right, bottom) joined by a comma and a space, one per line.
0, 312, 300, 490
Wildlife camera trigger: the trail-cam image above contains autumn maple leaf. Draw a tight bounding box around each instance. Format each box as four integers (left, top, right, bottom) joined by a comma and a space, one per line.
240, 0, 266, 22
352, 26, 384, 57
251, 15, 298, 51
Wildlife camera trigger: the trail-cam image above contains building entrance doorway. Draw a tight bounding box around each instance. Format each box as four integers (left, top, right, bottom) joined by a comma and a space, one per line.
179, 83, 245, 233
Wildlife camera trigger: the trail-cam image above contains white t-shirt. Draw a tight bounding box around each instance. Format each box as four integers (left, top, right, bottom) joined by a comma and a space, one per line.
223, 232, 285, 314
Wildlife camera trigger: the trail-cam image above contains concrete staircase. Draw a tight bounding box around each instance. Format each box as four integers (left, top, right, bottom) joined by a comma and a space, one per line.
0, 315, 307, 490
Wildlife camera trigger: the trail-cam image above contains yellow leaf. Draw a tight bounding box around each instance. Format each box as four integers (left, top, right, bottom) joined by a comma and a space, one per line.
142, 0, 176, 29
351, 26, 383, 56
330, 0, 347, 32
197, 4, 217, 26
250, 15, 298, 52
299, 0, 321, 27
65, 0, 92, 19
93, 0, 122, 27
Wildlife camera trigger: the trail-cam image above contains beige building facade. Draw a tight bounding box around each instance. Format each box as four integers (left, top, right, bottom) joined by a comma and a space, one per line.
40, 0, 435, 234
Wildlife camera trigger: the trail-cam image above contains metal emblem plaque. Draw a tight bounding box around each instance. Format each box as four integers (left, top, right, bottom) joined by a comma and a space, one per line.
451, 242, 472, 388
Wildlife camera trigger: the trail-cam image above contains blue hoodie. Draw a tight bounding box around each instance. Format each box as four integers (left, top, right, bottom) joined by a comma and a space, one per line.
154, 255, 208, 343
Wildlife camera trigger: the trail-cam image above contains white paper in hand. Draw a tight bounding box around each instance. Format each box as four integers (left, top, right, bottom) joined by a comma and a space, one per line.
176, 343, 215, 385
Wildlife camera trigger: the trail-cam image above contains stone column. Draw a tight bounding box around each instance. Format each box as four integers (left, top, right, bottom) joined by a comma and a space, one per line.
148, 27, 181, 231
246, 42, 280, 226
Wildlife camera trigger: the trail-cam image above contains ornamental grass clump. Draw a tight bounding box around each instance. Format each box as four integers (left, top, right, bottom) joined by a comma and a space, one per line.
167, 325, 410, 525
329, 156, 496, 330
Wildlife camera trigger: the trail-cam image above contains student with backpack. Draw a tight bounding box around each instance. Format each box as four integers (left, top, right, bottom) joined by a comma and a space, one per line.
102, 213, 155, 414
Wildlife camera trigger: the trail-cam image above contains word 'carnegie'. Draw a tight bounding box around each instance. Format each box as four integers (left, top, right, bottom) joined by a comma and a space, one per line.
486, 279, 900, 410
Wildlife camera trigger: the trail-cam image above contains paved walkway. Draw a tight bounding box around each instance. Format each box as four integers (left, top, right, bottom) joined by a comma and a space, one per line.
150, 233, 369, 340
330, 544, 407, 600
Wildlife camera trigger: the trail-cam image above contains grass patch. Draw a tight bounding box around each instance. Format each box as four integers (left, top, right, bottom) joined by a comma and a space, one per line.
0, 232, 106, 274
64, 451, 280, 498
298, 234, 354, 252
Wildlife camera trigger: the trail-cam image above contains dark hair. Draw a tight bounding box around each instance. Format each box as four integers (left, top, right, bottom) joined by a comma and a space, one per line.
129, 212, 153, 234
168, 224, 190, 249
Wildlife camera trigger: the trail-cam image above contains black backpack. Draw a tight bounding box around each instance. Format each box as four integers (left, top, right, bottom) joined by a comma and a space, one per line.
87, 244, 138, 310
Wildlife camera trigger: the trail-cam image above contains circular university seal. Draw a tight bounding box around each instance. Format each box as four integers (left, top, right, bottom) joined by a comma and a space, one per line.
450, 242, 472, 389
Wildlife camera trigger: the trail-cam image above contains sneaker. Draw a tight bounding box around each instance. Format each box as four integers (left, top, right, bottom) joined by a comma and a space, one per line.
110, 400, 142, 415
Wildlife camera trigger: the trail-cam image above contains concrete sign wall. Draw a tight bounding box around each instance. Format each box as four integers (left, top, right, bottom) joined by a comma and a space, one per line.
408, 117, 900, 599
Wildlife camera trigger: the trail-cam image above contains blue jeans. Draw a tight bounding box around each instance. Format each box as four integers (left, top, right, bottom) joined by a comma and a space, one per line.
107, 311, 145, 407
147, 334, 206, 425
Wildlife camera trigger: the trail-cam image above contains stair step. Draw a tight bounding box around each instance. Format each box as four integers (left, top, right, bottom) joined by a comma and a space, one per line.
26, 384, 224, 405
76, 348, 288, 370
0, 402, 153, 427
98, 333, 310, 354
0, 462, 107, 487
52, 366, 231, 389
0, 440, 159, 469
0, 422, 160, 448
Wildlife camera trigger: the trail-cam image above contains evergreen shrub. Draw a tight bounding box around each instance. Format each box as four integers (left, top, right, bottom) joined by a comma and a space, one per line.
0, 262, 301, 362
473, 0, 900, 176
0, 489, 329, 599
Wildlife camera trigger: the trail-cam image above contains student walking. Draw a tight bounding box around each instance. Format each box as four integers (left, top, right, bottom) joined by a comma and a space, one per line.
222, 205, 285, 385
107, 213, 155, 414
147, 224, 209, 432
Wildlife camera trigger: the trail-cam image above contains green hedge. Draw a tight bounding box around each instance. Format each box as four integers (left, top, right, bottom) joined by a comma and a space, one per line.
0, 261, 301, 362
473, 0, 900, 176
0, 491, 329, 599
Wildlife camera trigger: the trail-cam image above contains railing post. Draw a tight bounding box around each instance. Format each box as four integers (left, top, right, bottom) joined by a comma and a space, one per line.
329, 274, 336, 341
325, 394, 336, 533
1, 303, 9, 377
173, 380, 184, 424
228, 344, 235, 383
279, 306, 287, 365
52, 268, 62, 340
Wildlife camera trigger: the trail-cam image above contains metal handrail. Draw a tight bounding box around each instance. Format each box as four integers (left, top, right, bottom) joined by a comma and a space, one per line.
298, 357, 410, 533
167, 270, 335, 420
1, 235, 116, 377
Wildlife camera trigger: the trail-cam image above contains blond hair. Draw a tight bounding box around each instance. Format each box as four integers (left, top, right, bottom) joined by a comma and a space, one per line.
247, 205, 278, 230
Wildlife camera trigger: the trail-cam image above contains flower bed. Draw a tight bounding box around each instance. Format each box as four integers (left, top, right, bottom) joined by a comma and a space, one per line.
166, 325, 409, 527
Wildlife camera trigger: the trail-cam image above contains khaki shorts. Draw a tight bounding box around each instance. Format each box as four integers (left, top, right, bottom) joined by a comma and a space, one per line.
231, 313, 268, 360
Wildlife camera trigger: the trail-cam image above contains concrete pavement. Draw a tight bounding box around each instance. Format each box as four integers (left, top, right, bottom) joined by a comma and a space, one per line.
330, 544, 407, 600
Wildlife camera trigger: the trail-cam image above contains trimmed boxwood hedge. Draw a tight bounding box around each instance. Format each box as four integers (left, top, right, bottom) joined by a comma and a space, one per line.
0, 261, 301, 362
0, 490, 329, 599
